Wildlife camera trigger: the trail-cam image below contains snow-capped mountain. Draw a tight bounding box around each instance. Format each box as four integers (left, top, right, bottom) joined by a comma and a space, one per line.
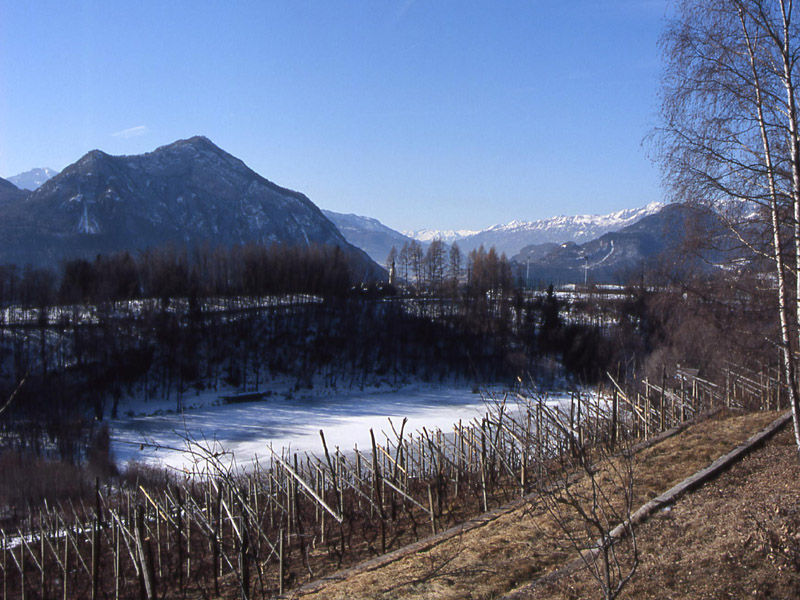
0, 137, 384, 279
405, 228, 479, 244
514, 203, 729, 284
323, 210, 421, 265
8, 167, 59, 190
413, 203, 665, 257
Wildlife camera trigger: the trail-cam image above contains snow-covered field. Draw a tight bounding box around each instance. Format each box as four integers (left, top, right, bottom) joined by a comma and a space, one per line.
111, 386, 525, 471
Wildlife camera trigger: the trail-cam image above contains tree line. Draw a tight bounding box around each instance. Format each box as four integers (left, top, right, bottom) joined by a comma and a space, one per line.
0, 238, 658, 464
0, 241, 362, 309
387, 239, 514, 298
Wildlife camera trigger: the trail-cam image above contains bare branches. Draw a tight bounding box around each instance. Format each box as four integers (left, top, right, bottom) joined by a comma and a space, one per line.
533, 403, 639, 600
656, 0, 800, 455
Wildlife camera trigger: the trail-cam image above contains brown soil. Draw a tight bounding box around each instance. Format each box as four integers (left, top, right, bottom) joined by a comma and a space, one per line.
293, 410, 783, 600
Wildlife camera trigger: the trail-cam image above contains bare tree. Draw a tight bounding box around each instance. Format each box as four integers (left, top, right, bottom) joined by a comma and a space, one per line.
655, 0, 800, 454
424, 238, 447, 293
448, 241, 463, 295
533, 401, 639, 600
408, 239, 424, 287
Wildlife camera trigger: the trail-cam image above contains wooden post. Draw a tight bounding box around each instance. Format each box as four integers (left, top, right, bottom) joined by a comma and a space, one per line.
321, 470, 327, 543
63, 528, 68, 600
370, 429, 386, 554
569, 393, 575, 456
2, 532, 7, 600
611, 388, 618, 451
520, 431, 527, 498
30, 528, 47, 600
268, 473, 274, 530
114, 520, 121, 600
91, 518, 99, 600
175, 486, 184, 596
278, 529, 284, 596
19, 542, 24, 600
186, 500, 192, 583
725, 368, 730, 408
427, 484, 437, 535
214, 485, 222, 596
683, 377, 688, 422
480, 419, 489, 512
39, 516, 45, 600
239, 512, 250, 600
134, 506, 156, 600
660, 367, 666, 431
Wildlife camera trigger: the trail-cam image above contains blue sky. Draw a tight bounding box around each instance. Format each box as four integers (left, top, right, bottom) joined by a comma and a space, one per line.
0, 1, 669, 232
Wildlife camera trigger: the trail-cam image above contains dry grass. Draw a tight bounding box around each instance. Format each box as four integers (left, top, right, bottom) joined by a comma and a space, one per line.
525, 423, 800, 600
294, 410, 781, 600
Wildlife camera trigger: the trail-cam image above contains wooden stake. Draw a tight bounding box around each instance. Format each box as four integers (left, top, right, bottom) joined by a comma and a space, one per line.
427, 484, 437, 535
134, 506, 156, 600
278, 529, 284, 596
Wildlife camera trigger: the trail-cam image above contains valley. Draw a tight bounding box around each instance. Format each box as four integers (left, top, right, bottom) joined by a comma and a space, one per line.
0, 137, 791, 600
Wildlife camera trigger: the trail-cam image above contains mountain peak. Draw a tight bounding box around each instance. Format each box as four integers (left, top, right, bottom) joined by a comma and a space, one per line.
414, 203, 666, 256
0, 137, 385, 281
8, 167, 59, 191
162, 135, 218, 151
82, 149, 111, 161
151, 136, 230, 159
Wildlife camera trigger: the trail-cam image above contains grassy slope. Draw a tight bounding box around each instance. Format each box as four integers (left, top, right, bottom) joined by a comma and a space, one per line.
294, 410, 782, 600
527, 423, 800, 600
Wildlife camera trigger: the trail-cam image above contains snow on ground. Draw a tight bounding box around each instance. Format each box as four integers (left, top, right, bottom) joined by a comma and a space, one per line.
110, 385, 577, 472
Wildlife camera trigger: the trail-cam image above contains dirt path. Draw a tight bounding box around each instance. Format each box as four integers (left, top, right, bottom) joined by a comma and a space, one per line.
290, 410, 780, 600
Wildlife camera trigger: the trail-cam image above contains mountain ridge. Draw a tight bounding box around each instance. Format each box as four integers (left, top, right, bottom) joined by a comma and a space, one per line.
0, 137, 385, 281
514, 203, 728, 284
407, 202, 664, 256
8, 167, 58, 190
0, 176, 29, 205
323, 210, 423, 265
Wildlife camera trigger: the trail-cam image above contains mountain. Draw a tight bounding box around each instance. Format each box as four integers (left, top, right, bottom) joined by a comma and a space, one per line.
322, 210, 420, 265
0, 137, 385, 280
513, 203, 727, 284
416, 203, 665, 257
8, 167, 59, 190
405, 228, 478, 244
0, 177, 29, 205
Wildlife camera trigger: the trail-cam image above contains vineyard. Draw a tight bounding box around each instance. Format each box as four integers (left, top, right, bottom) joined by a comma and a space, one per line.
0, 363, 783, 600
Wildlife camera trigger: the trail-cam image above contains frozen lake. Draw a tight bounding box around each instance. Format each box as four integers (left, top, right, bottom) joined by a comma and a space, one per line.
110, 386, 514, 471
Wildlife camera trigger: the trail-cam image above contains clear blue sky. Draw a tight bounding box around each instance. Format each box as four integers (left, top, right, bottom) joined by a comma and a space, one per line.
0, 1, 669, 232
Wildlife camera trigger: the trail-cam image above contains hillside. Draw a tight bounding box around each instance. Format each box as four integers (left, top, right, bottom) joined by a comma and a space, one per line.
323, 210, 421, 265
526, 423, 800, 599
410, 203, 663, 257
0, 177, 28, 205
291, 410, 788, 600
514, 203, 730, 284
0, 137, 384, 280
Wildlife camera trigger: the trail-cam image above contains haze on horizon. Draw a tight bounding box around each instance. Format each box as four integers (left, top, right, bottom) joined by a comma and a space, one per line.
0, 1, 669, 233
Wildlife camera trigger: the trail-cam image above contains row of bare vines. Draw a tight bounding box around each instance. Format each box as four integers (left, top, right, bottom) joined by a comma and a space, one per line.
0, 362, 781, 599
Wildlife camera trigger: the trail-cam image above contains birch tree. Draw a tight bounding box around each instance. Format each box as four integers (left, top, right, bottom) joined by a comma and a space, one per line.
656, 0, 800, 453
